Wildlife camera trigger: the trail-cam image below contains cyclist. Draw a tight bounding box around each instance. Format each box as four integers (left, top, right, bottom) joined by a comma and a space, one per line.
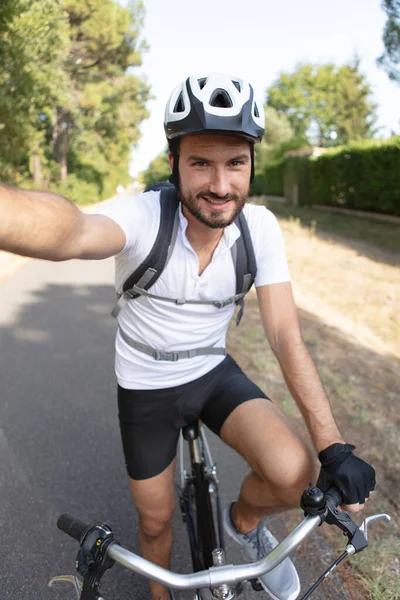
0, 73, 375, 600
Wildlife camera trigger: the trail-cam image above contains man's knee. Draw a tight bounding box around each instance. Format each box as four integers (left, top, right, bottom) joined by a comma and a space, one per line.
138, 503, 174, 539
262, 443, 315, 505
129, 459, 176, 539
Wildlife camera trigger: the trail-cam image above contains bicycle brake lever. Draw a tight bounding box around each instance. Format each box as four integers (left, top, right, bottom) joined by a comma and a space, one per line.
48, 575, 83, 599
324, 495, 369, 553
359, 513, 391, 542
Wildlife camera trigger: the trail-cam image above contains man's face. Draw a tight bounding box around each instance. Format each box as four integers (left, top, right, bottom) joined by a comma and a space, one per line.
169, 133, 251, 229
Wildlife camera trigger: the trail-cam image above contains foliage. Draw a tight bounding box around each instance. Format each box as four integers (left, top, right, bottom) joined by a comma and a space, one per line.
251, 159, 284, 197
53, 0, 150, 183
377, 0, 400, 84
0, 0, 69, 169
140, 151, 170, 188
0, 0, 150, 198
309, 137, 400, 215
282, 156, 311, 206
264, 160, 285, 196
267, 58, 378, 145
48, 174, 101, 206
255, 107, 294, 171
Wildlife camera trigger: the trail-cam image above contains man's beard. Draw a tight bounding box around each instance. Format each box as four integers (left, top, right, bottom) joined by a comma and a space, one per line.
179, 187, 249, 229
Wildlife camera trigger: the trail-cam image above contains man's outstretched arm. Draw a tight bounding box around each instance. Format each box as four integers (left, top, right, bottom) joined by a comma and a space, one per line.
0, 184, 126, 261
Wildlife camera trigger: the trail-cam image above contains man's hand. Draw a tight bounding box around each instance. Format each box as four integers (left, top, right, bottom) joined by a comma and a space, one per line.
317, 443, 376, 513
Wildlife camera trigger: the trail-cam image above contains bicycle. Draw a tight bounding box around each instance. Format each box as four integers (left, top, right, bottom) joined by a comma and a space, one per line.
49, 423, 390, 600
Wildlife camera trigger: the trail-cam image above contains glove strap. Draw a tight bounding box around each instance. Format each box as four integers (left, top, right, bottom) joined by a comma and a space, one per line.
318, 443, 356, 464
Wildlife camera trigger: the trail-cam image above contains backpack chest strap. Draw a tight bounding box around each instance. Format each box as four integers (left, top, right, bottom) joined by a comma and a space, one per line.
119, 326, 226, 361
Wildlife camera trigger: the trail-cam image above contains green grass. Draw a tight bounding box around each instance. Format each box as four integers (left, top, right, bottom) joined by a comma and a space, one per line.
352, 534, 400, 600
265, 203, 400, 256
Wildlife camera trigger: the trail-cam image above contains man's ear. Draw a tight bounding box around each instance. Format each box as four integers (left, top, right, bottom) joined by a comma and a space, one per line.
168, 151, 174, 172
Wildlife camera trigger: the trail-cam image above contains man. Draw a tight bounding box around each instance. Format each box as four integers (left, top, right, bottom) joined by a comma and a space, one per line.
0, 73, 375, 600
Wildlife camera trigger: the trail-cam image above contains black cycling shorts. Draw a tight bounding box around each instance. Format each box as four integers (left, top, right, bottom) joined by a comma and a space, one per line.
118, 355, 269, 480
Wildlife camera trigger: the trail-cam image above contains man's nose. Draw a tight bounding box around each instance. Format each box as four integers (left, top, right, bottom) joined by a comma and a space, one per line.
209, 167, 231, 198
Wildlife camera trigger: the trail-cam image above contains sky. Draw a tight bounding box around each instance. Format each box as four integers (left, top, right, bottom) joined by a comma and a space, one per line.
128, 0, 400, 178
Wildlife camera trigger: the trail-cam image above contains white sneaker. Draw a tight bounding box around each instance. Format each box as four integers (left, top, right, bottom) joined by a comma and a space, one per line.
223, 503, 301, 600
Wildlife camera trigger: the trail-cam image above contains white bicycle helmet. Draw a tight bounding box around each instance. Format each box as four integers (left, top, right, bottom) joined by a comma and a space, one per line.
164, 73, 265, 143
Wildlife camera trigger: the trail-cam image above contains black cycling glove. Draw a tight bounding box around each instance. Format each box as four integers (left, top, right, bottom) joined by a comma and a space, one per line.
317, 443, 376, 505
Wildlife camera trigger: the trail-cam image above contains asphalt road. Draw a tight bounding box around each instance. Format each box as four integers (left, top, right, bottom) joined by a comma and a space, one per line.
0, 257, 351, 600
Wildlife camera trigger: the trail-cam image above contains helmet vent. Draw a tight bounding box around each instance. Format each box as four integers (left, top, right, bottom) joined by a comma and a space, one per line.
254, 103, 260, 118
232, 80, 241, 92
173, 93, 185, 113
210, 89, 233, 108
198, 77, 207, 90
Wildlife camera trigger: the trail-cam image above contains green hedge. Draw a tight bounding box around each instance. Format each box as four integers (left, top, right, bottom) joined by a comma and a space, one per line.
250, 159, 284, 196
283, 156, 310, 205
264, 159, 284, 196
309, 137, 400, 215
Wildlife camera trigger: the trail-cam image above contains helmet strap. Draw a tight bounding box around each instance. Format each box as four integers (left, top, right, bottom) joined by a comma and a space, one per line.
168, 140, 180, 187
250, 144, 255, 183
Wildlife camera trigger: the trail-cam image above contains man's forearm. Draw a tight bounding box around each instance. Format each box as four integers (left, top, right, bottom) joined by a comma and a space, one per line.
274, 334, 344, 453
0, 184, 84, 260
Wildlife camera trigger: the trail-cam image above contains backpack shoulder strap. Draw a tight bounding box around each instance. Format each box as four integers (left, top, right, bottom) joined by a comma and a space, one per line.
123, 185, 179, 297
111, 184, 179, 318
231, 211, 257, 325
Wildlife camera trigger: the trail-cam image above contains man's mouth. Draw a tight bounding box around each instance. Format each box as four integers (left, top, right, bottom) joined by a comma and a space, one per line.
202, 196, 232, 205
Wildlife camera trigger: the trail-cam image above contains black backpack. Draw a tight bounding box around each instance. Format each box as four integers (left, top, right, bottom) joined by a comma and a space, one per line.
111, 182, 257, 327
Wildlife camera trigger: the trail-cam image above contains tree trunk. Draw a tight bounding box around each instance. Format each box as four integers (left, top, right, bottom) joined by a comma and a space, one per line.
60, 124, 68, 182
53, 107, 69, 181
32, 154, 41, 187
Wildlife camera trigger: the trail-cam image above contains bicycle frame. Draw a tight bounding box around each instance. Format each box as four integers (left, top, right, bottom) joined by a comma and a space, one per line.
179, 427, 224, 561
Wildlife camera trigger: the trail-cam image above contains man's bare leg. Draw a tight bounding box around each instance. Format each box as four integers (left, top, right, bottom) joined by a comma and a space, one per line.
220, 398, 315, 534
129, 460, 176, 600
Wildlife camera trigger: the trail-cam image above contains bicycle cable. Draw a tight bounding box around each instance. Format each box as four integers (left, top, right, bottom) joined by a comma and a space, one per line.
298, 550, 349, 600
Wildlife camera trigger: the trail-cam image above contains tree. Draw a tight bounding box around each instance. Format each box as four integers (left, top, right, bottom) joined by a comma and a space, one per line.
0, 0, 151, 198
140, 151, 170, 188
267, 58, 377, 146
0, 0, 69, 184
377, 0, 400, 84
54, 0, 150, 183
255, 106, 295, 171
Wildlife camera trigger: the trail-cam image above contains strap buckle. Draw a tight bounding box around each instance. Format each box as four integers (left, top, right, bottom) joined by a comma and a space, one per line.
213, 299, 232, 309
152, 350, 179, 362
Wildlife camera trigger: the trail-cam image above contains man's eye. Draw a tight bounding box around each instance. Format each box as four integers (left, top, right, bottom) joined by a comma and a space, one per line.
230, 160, 245, 167
193, 161, 207, 167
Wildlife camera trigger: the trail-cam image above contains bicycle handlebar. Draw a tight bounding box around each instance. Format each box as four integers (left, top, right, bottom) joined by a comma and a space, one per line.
56, 487, 345, 592
107, 513, 322, 590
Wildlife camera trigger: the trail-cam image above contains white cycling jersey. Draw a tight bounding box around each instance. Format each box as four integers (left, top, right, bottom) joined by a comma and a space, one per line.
97, 192, 291, 390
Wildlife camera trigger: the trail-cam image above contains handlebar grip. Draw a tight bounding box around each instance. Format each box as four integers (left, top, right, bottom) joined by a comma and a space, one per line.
324, 486, 343, 508
57, 514, 89, 542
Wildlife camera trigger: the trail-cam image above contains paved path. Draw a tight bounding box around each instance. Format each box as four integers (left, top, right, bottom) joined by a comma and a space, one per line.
0, 257, 353, 599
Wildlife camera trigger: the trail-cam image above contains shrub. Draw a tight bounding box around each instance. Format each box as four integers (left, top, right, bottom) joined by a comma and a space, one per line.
48, 174, 101, 205
265, 159, 284, 196
309, 137, 400, 215
283, 156, 310, 205
250, 159, 284, 196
